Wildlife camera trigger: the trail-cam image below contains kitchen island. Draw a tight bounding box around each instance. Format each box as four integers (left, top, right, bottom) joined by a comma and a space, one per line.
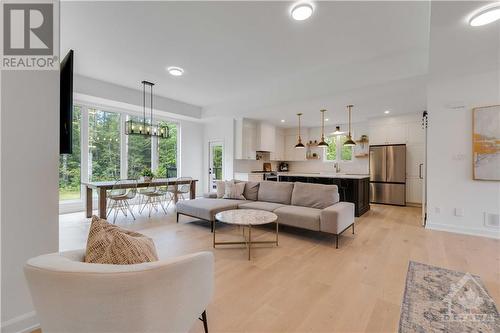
277, 173, 370, 217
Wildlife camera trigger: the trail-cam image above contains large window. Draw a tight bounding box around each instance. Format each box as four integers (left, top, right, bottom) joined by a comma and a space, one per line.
157, 121, 178, 178
88, 109, 121, 181
325, 135, 352, 162
59, 106, 82, 200
127, 116, 152, 178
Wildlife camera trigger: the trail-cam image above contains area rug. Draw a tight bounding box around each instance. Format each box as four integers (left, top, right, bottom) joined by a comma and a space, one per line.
399, 261, 499, 333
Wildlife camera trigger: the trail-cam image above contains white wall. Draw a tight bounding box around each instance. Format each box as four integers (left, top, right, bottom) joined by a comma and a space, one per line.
203, 117, 235, 192
1, 70, 60, 332
179, 120, 204, 196
425, 2, 500, 239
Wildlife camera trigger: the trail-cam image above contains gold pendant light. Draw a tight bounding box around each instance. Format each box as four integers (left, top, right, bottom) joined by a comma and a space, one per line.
295, 113, 305, 149
317, 109, 329, 148
344, 105, 356, 146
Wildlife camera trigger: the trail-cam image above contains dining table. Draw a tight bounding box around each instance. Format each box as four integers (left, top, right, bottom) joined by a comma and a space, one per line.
82, 178, 198, 219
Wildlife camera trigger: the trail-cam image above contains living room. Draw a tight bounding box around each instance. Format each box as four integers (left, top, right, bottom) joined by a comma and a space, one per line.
1, 1, 499, 333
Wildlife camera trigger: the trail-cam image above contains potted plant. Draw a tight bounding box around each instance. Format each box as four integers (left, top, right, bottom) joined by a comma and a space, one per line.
141, 168, 155, 182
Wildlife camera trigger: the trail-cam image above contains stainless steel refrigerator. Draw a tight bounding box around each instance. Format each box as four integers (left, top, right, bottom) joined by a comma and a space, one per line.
369, 144, 406, 206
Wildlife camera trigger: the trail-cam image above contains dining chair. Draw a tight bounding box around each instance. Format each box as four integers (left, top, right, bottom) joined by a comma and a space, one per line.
137, 178, 156, 209
174, 177, 193, 201
107, 179, 138, 223
140, 178, 170, 217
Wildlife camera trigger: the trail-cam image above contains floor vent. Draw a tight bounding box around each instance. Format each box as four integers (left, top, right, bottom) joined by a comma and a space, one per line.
484, 213, 500, 228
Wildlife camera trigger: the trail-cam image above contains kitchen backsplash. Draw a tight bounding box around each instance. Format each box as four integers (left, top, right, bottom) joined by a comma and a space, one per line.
287, 159, 369, 174
234, 159, 278, 172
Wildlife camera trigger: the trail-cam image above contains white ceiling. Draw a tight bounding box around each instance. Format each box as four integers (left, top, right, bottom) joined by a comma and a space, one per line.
61, 1, 431, 126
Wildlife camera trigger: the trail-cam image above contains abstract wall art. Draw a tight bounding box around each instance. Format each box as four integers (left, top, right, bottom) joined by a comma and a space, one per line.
473, 105, 500, 181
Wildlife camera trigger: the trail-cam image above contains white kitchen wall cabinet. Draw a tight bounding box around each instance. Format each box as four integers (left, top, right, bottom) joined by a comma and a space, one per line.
257, 122, 276, 152
369, 123, 407, 145
235, 118, 257, 160
270, 129, 285, 161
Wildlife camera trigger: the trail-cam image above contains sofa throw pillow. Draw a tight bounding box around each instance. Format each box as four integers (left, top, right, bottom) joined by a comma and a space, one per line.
85, 216, 159, 265
235, 180, 259, 201
223, 181, 246, 200
216, 180, 226, 198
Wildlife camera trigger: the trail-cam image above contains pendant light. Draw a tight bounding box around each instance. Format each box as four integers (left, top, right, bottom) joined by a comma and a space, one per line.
317, 109, 329, 148
295, 113, 305, 149
125, 81, 169, 139
344, 105, 356, 146
332, 126, 344, 136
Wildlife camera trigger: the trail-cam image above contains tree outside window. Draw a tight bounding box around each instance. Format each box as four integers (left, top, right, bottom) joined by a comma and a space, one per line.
59, 106, 81, 200
127, 116, 152, 178
324, 135, 352, 162
88, 109, 121, 182
157, 122, 178, 178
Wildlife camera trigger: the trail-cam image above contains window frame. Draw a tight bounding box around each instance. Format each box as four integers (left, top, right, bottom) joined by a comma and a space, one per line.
59, 100, 180, 210
323, 134, 354, 163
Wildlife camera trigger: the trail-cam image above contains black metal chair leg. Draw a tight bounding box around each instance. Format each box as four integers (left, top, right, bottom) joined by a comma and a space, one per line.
176, 212, 179, 223
335, 234, 339, 249
199, 310, 208, 333
352, 223, 355, 234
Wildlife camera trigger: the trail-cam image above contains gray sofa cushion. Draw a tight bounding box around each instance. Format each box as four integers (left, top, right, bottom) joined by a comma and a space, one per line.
274, 205, 321, 231
291, 182, 339, 209
257, 181, 294, 205
177, 198, 247, 221
238, 201, 285, 212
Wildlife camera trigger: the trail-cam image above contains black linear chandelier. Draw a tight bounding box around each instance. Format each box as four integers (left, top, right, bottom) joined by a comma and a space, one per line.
125, 81, 169, 139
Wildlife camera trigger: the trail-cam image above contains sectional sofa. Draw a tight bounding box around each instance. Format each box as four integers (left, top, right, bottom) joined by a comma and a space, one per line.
176, 181, 355, 248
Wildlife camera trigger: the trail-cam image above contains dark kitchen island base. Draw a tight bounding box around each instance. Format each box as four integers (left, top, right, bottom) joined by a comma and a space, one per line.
278, 175, 370, 217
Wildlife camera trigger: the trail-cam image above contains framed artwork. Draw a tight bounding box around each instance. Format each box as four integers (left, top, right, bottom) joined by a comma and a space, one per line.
472, 105, 500, 181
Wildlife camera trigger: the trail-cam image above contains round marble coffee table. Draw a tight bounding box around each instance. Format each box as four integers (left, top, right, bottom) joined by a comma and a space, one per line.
214, 209, 278, 260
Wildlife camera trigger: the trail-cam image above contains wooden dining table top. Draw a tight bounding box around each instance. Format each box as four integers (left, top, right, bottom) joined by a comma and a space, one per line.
82, 178, 198, 190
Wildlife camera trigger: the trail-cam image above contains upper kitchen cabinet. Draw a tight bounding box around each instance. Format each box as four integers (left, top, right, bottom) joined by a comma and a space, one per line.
270, 128, 285, 161
369, 123, 407, 145
235, 118, 257, 160
256, 122, 276, 152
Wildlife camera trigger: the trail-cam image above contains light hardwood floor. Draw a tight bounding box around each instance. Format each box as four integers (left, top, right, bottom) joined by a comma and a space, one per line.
50, 204, 500, 333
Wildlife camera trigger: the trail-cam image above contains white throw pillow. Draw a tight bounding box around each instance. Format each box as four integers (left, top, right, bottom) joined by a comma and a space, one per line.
223, 181, 246, 200
216, 180, 227, 198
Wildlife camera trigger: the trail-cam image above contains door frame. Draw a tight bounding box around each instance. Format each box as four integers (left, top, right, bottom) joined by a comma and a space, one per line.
208, 140, 224, 192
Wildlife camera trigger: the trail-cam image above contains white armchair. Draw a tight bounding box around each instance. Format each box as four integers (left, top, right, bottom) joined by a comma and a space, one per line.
24, 249, 214, 333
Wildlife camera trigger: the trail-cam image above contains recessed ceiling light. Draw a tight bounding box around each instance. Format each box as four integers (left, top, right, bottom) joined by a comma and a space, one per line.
291, 3, 313, 21
384, 110, 390, 114
325, 118, 329, 121
469, 3, 500, 26
167, 66, 184, 76
281, 119, 285, 123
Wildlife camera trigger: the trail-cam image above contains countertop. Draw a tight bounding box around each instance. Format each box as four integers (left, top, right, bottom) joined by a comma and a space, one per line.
277, 172, 370, 179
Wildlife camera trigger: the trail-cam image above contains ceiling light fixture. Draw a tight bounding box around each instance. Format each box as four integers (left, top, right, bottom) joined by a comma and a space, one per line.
384, 110, 390, 114
317, 109, 329, 148
469, 3, 500, 26
325, 118, 329, 121
167, 66, 184, 76
291, 3, 313, 21
281, 119, 285, 123
125, 81, 169, 139
344, 105, 356, 147
295, 113, 305, 149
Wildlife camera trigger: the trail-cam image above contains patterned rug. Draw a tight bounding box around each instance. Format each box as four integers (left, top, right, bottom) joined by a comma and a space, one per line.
399, 261, 499, 333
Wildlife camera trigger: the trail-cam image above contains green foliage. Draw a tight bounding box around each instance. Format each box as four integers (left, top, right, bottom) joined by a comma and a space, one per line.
212, 145, 223, 180
141, 167, 155, 178
59, 107, 179, 201
324, 135, 352, 161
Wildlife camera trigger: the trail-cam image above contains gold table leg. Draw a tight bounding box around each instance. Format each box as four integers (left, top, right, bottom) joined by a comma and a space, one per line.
248, 225, 252, 260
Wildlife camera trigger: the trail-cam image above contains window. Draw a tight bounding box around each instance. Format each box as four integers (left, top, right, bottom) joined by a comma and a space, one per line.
59, 106, 82, 200
324, 135, 352, 162
127, 116, 152, 178
156, 121, 178, 178
88, 109, 121, 182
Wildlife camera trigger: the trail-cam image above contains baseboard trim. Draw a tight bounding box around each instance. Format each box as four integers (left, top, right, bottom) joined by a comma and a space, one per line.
1, 311, 39, 333
426, 222, 500, 240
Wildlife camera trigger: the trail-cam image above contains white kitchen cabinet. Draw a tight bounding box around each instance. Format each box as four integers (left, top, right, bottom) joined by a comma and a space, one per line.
235, 118, 257, 160
284, 134, 306, 161
407, 121, 424, 144
270, 130, 285, 161
406, 144, 424, 178
406, 177, 423, 204
369, 123, 407, 145
257, 123, 276, 152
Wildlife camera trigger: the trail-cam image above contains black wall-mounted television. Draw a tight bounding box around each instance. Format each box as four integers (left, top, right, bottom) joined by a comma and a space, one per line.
60, 50, 74, 154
